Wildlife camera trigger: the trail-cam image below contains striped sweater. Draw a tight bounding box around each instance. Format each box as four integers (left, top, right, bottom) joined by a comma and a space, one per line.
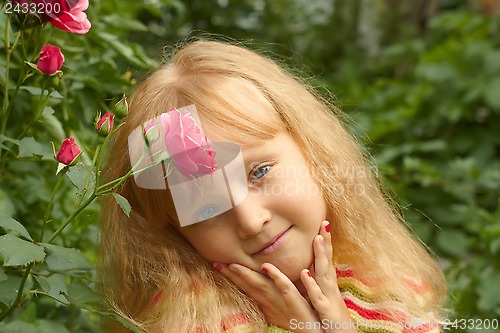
218, 265, 440, 333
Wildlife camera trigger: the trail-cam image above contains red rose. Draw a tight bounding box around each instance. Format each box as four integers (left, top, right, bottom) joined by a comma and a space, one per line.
37, 44, 65, 76
56, 137, 81, 166
48, 0, 91, 34
96, 112, 115, 137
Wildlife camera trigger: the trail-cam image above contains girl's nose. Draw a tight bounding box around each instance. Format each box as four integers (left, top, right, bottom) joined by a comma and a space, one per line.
231, 194, 271, 239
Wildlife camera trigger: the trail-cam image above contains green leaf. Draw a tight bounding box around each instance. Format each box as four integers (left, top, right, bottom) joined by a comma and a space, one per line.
66, 165, 94, 192
477, 270, 500, 311
0, 215, 33, 240
0, 234, 46, 266
19, 86, 63, 99
0, 321, 38, 333
18, 301, 37, 323
34, 275, 50, 292
25, 61, 39, 71
41, 109, 66, 142
64, 279, 101, 306
95, 32, 152, 69
19, 137, 47, 158
0, 134, 20, 146
0, 134, 20, 151
36, 320, 71, 333
112, 193, 131, 217
0, 190, 15, 218
0, 267, 7, 282
41, 243, 91, 272
101, 14, 148, 31
489, 238, 500, 255
0, 275, 22, 305
0, 135, 20, 155
484, 77, 500, 110
43, 273, 68, 303
435, 229, 468, 258
98, 311, 145, 333
0, 142, 11, 151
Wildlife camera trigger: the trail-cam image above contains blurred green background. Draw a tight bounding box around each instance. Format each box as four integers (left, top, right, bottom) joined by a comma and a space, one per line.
1, 0, 499, 332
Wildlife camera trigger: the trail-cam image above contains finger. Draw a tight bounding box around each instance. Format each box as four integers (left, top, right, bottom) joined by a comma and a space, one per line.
300, 269, 335, 317
313, 235, 337, 298
261, 263, 313, 312
313, 235, 329, 276
320, 220, 333, 262
226, 263, 273, 296
213, 263, 255, 294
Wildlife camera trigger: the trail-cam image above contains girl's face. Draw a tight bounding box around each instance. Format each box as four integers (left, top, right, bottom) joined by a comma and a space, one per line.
178, 130, 327, 281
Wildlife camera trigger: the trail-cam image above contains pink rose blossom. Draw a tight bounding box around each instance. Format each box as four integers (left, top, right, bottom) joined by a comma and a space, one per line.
160, 108, 217, 179
37, 44, 65, 76
56, 137, 81, 165
48, 0, 91, 34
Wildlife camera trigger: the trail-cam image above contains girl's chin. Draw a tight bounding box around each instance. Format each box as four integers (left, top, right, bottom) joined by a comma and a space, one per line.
273, 262, 309, 282
257, 246, 314, 280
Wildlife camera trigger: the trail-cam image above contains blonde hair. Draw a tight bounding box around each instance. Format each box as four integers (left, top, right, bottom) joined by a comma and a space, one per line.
100, 39, 447, 333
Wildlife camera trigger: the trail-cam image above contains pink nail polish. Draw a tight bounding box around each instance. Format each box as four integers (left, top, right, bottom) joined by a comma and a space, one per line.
261, 267, 269, 274
307, 271, 312, 277
213, 263, 222, 272
325, 223, 330, 233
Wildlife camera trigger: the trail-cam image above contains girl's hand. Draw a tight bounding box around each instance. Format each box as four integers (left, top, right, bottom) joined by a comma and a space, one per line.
214, 221, 357, 333
215, 262, 323, 333
303, 221, 357, 333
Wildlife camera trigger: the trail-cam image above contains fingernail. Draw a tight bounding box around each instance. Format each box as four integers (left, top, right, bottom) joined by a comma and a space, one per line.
324, 222, 330, 233
213, 263, 222, 272
307, 270, 312, 277
261, 267, 269, 275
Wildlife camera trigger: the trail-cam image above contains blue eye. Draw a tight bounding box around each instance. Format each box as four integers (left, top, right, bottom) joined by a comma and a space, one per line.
195, 205, 220, 222
252, 165, 271, 180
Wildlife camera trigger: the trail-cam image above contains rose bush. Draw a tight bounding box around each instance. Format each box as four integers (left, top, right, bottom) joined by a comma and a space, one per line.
36, 44, 64, 75
0, 0, 161, 331
161, 108, 217, 179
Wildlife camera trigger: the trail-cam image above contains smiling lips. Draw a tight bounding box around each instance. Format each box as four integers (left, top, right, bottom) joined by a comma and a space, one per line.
253, 226, 292, 256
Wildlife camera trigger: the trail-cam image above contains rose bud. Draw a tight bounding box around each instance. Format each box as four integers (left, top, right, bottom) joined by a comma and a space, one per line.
56, 137, 81, 166
113, 95, 129, 118
96, 112, 115, 137
143, 118, 160, 145
37, 44, 65, 76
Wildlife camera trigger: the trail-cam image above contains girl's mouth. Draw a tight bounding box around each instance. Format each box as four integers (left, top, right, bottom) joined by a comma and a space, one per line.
254, 226, 293, 256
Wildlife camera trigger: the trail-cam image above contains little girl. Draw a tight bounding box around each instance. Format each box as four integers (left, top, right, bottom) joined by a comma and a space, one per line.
100, 40, 448, 333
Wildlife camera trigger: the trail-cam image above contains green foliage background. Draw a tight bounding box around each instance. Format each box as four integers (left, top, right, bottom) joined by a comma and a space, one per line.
0, 0, 499, 332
